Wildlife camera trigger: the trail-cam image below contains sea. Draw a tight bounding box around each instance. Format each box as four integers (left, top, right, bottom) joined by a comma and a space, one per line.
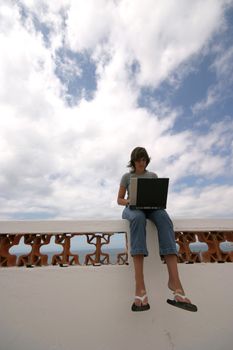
9, 241, 233, 266
12, 247, 127, 265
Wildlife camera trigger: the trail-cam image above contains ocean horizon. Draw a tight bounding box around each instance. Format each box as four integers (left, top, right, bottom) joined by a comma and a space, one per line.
11, 247, 127, 265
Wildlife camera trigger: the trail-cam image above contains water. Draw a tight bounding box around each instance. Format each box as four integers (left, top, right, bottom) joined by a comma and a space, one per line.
12, 248, 127, 266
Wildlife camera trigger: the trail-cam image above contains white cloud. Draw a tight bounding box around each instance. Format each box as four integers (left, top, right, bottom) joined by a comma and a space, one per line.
212, 46, 233, 78
0, 0, 233, 219
66, 0, 115, 52
192, 45, 233, 114
169, 185, 233, 218
65, 0, 229, 88
192, 88, 219, 114
0, 2, 63, 119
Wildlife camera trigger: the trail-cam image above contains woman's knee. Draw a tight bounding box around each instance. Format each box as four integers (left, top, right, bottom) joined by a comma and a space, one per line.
152, 209, 173, 226
131, 210, 146, 225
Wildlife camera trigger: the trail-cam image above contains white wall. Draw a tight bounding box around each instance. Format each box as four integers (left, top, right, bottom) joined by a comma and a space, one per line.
0, 220, 233, 350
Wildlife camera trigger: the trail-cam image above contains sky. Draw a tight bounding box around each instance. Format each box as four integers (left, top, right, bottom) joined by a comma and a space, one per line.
1, 0, 233, 221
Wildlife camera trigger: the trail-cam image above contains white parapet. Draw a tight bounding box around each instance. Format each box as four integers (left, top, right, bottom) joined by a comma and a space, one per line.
0, 219, 233, 350
1, 218, 233, 233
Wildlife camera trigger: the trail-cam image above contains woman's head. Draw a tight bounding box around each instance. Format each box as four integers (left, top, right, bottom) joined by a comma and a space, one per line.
128, 147, 151, 171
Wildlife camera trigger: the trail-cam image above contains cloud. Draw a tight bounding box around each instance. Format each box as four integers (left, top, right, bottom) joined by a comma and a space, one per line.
192, 45, 233, 114
65, 0, 230, 88
0, 0, 233, 220
169, 185, 233, 218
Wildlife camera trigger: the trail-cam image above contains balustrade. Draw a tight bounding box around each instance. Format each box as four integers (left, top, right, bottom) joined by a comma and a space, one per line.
175, 231, 233, 263
0, 232, 128, 267
0, 220, 233, 267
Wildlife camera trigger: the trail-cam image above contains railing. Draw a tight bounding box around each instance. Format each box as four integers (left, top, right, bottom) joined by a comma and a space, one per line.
0, 221, 129, 267
0, 219, 233, 267
175, 230, 233, 263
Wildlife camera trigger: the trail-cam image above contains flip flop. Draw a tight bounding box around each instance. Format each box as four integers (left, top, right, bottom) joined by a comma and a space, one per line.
131, 294, 150, 312
167, 290, 198, 312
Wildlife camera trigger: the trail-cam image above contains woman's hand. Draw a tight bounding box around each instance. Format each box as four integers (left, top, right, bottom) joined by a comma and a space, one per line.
117, 186, 129, 206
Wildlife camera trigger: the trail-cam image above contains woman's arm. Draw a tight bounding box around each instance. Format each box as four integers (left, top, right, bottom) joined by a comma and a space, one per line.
117, 185, 130, 206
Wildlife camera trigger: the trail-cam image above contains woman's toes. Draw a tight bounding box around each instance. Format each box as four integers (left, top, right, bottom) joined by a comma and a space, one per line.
175, 295, 191, 304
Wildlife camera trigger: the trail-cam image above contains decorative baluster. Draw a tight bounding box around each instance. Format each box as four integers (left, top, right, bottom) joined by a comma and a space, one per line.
84, 233, 111, 265
117, 233, 128, 265
0, 234, 21, 267
18, 234, 51, 267
221, 232, 233, 262
52, 234, 80, 266
175, 232, 199, 263
117, 252, 129, 265
197, 232, 225, 263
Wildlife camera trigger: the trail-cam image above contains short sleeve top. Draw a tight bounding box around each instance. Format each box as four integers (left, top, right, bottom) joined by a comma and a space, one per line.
120, 170, 158, 198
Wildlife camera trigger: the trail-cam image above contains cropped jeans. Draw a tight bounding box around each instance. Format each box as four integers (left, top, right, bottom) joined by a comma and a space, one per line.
122, 207, 177, 257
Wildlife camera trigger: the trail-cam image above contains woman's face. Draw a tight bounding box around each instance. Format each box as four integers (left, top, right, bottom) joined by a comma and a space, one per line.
134, 157, 147, 173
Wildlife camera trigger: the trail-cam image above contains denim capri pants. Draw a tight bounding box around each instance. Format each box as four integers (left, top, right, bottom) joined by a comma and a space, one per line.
122, 207, 177, 257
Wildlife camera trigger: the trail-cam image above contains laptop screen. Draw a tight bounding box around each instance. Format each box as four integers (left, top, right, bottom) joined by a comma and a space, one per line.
135, 178, 169, 209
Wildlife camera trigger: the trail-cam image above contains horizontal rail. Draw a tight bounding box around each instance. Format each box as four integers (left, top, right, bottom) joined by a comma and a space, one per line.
0, 218, 233, 234
0, 220, 130, 234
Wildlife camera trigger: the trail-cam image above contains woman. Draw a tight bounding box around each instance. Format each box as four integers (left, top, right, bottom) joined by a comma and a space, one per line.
117, 147, 197, 312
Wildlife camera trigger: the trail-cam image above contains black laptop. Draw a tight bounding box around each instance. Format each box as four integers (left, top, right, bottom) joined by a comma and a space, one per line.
129, 178, 169, 209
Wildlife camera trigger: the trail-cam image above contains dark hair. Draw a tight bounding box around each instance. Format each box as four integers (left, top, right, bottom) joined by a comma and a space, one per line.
128, 147, 151, 171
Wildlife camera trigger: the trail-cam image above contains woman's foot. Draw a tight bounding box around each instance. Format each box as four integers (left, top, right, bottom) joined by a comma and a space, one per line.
132, 290, 150, 312
134, 289, 148, 306
168, 282, 191, 304
167, 284, 198, 312
167, 290, 198, 312
171, 289, 191, 304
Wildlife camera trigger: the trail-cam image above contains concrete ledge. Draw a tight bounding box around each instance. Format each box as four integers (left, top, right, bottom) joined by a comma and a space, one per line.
173, 218, 233, 231
0, 220, 233, 350
1, 218, 233, 234
0, 219, 129, 234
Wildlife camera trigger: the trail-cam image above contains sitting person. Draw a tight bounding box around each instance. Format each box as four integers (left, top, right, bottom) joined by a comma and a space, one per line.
117, 146, 197, 312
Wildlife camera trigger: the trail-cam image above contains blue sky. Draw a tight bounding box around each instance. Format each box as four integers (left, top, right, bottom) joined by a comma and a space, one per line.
0, 0, 233, 220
